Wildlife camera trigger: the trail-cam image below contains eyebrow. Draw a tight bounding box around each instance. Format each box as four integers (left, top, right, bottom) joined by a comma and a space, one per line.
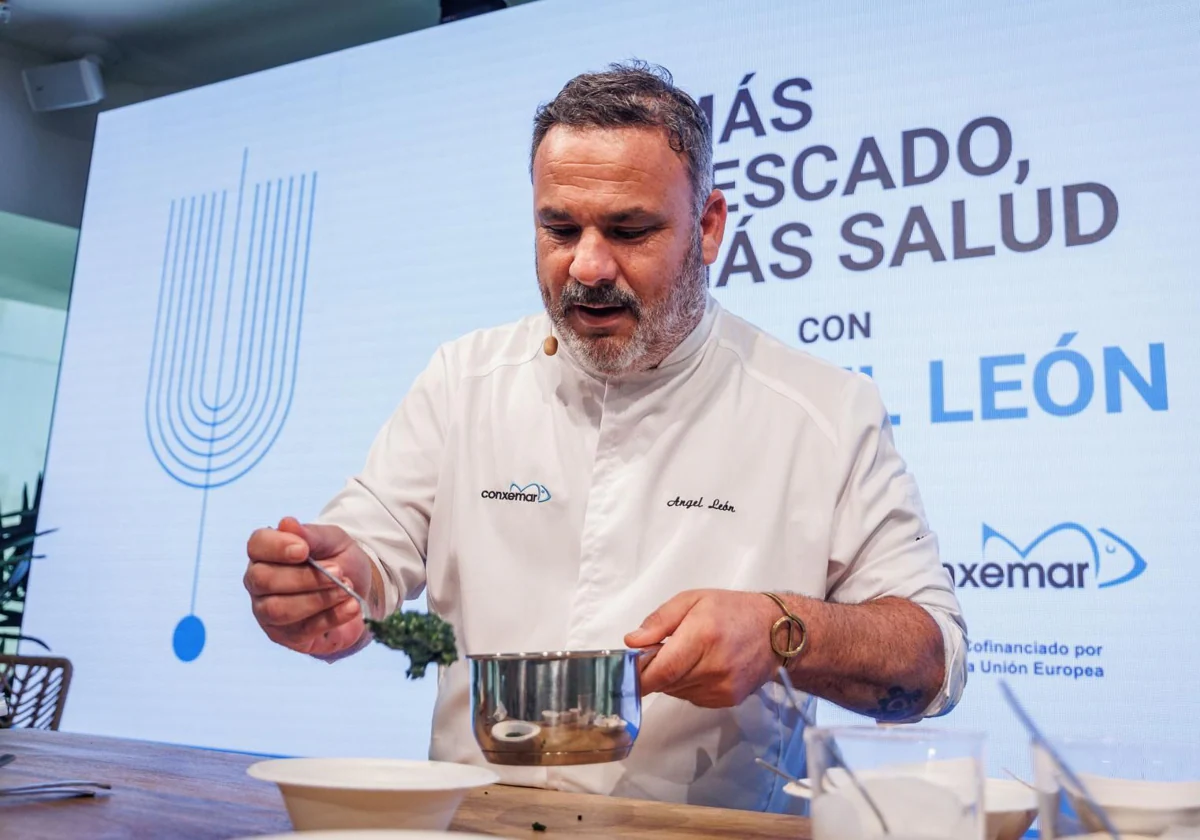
536, 206, 664, 225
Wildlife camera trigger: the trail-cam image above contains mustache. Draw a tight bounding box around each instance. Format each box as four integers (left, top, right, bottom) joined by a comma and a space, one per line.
558, 281, 642, 317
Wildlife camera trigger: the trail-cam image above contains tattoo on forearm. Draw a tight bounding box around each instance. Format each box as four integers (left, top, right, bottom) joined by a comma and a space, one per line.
874, 686, 924, 721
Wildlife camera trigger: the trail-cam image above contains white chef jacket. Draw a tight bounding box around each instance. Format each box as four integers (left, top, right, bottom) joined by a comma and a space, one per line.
318, 297, 966, 812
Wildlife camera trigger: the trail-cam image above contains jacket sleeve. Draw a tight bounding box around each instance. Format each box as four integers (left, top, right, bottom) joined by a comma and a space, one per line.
824, 373, 967, 718
315, 347, 450, 616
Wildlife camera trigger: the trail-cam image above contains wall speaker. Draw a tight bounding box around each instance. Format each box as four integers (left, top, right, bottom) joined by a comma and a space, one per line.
22, 56, 105, 112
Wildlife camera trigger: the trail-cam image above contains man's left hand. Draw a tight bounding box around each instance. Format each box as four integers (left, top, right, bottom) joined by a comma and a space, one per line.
624, 589, 781, 708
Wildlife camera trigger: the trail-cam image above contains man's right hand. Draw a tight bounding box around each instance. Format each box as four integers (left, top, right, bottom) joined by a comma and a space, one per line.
244, 517, 378, 657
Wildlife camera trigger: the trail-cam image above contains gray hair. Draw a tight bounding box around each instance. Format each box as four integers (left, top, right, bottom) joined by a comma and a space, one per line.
531, 61, 714, 217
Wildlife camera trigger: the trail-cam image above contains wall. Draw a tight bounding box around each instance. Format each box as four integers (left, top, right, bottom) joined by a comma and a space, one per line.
0, 209, 74, 508
0, 209, 76, 309
0, 297, 64, 511
0, 43, 87, 509
0, 41, 94, 228
0, 45, 174, 509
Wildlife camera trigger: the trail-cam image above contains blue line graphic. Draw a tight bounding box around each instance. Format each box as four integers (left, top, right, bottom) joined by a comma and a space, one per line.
145, 149, 319, 661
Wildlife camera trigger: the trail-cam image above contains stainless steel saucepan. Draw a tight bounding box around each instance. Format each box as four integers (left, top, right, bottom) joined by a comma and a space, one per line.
469, 647, 655, 766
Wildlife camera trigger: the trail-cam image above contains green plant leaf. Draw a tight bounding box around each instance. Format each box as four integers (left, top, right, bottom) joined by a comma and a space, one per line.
364, 611, 458, 679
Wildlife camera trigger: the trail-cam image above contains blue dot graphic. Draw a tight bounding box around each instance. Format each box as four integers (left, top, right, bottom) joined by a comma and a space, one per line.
173, 615, 206, 662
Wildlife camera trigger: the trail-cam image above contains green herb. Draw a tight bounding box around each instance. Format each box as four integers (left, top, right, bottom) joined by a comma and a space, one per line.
364, 610, 457, 679
532, 822, 547, 832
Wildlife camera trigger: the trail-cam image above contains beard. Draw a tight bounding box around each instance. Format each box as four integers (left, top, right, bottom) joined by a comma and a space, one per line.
538, 233, 707, 376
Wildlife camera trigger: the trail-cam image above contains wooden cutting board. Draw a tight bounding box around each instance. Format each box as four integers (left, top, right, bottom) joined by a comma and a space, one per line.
452, 782, 812, 839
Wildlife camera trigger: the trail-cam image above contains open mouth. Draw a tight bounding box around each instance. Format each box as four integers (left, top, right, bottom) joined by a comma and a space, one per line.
570, 303, 631, 329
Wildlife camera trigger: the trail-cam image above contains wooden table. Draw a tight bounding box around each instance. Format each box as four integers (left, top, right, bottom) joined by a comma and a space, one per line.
0, 730, 812, 839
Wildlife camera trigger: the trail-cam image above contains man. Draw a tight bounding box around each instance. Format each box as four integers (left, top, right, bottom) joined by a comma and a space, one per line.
244, 62, 966, 811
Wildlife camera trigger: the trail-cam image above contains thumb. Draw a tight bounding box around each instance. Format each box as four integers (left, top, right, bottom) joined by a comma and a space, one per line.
625, 590, 704, 648
277, 516, 349, 561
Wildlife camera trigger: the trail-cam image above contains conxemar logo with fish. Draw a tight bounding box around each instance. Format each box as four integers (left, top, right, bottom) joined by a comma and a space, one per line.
944, 523, 1148, 590
479, 482, 553, 503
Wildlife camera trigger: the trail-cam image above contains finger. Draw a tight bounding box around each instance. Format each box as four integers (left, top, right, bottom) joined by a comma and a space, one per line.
624, 590, 705, 648
639, 632, 705, 696
252, 586, 352, 628
278, 517, 351, 562
247, 524, 310, 565
262, 598, 362, 650
244, 559, 342, 596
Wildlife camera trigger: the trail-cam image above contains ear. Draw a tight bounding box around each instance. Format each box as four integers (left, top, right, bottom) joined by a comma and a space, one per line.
698, 189, 728, 266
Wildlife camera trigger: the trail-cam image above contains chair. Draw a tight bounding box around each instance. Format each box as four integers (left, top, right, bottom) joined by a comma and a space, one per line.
0, 655, 72, 730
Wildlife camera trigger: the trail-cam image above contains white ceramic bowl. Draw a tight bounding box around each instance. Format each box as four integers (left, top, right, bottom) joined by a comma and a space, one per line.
782, 776, 1037, 840
1071, 774, 1200, 836
246, 758, 499, 832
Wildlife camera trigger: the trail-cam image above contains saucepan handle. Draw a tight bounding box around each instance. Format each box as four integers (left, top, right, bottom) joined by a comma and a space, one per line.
635, 643, 664, 672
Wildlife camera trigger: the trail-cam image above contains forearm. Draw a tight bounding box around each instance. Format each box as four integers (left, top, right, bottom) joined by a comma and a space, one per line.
776, 593, 946, 721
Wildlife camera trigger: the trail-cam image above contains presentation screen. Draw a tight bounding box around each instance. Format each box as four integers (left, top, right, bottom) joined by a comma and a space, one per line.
26, 0, 1200, 780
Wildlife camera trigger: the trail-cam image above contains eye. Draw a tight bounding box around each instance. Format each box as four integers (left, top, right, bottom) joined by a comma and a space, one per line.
542, 224, 578, 240
612, 227, 652, 241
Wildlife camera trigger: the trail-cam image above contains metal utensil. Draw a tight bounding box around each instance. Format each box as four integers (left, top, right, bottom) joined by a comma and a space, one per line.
0, 789, 102, 799
0, 780, 111, 791
778, 667, 892, 834
755, 756, 808, 787
776, 667, 815, 727
306, 557, 370, 616
999, 679, 1120, 840
1003, 767, 1037, 791
0, 780, 111, 798
470, 648, 643, 766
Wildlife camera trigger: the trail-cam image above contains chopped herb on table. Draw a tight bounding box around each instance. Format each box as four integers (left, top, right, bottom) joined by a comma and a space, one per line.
365, 611, 458, 679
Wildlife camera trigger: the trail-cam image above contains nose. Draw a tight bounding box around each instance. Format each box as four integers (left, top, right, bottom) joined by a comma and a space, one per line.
569, 228, 618, 287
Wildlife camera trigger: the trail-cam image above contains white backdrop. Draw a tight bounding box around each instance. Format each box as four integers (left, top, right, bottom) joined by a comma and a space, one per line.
25, 0, 1200, 780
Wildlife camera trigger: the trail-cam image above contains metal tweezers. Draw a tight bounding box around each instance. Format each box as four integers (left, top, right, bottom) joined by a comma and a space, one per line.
0, 780, 112, 798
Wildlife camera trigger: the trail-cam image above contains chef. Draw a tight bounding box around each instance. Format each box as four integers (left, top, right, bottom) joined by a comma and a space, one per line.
244, 62, 967, 812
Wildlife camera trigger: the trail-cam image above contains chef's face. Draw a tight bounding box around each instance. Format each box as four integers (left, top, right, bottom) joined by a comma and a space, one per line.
533, 125, 727, 375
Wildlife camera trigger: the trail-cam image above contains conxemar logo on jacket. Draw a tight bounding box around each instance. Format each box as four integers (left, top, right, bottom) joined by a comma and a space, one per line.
479, 482, 553, 503
945, 523, 1147, 590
